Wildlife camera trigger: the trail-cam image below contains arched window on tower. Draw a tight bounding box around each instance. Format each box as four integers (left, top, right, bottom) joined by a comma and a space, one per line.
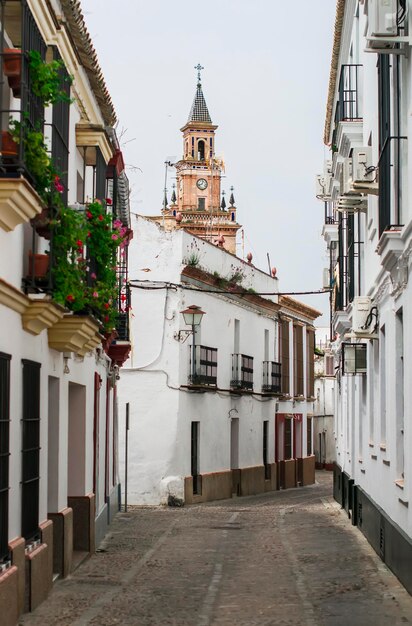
185, 140, 188, 156
198, 140, 205, 161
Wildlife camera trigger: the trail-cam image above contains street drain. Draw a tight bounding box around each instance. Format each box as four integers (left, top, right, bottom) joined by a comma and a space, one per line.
210, 525, 242, 530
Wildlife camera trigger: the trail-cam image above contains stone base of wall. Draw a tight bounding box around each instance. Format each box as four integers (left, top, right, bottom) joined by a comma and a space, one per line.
185, 470, 232, 504
299, 456, 316, 486
48, 507, 73, 578
25, 541, 52, 612
10, 537, 25, 616
284, 459, 297, 489
185, 464, 278, 504
0, 565, 19, 626
68, 494, 95, 554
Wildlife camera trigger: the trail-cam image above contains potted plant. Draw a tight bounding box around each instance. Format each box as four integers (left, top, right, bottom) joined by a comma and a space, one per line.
28, 51, 72, 106
28, 250, 49, 278
3, 48, 22, 96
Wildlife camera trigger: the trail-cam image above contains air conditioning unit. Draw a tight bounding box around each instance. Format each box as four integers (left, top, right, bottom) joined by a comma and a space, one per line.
340, 158, 353, 195
366, 0, 410, 52
336, 195, 367, 212
352, 296, 372, 333
322, 268, 330, 289
368, 0, 397, 37
352, 147, 375, 183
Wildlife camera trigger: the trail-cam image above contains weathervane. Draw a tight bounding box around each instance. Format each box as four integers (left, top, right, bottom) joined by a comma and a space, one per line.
194, 63, 204, 84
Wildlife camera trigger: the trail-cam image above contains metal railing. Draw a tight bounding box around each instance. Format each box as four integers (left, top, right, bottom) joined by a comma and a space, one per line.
336, 64, 362, 124
189, 345, 217, 386
231, 353, 253, 390
262, 361, 281, 393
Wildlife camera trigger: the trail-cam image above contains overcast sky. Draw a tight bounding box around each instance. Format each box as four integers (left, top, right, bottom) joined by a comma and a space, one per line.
81, 0, 336, 323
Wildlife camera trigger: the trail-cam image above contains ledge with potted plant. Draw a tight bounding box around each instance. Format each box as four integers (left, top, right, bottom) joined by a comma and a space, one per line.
0, 50, 72, 231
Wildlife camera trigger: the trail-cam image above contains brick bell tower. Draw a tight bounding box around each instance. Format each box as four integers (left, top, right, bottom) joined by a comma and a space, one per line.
162, 65, 241, 254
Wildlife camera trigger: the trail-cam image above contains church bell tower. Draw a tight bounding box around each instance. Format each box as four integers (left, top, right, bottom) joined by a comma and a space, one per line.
166, 65, 241, 254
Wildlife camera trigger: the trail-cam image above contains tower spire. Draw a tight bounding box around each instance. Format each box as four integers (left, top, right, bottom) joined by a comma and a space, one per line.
188, 63, 212, 123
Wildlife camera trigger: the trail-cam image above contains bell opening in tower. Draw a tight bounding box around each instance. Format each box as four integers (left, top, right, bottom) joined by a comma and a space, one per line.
198, 140, 205, 161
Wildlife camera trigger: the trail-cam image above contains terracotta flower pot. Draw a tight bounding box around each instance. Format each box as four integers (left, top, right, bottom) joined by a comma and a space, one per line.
31, 207, 51, 240
3, 48, 22, 97
28, 252, 49, 278
1, 131, 18, 156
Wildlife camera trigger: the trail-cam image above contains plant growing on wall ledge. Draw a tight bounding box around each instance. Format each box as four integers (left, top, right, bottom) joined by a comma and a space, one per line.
28, 51, 73, 106
84, 200, 128, 330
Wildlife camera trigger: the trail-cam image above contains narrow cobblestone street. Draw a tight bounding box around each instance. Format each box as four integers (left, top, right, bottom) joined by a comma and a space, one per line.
20, 473, 412, 626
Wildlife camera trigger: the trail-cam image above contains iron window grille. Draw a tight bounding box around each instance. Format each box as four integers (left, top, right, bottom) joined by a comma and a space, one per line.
51, 46, 70, 206
189, 345, 217, 386
262, 361, 281, 393
0, 1, 46, 183
231, 353, 253, 390
0, 353, 11, 562
21, 359, 41, 542
284, 417, 292, 460
336, 64, 362, 124
342, 343, 367, 375
307, 417, 313, 456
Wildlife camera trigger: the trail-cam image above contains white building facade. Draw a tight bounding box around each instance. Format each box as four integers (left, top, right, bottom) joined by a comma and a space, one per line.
318, 0, 412, 594
119, 217, 320, 506
313, 328, 335, 470
0, 2, 131, 623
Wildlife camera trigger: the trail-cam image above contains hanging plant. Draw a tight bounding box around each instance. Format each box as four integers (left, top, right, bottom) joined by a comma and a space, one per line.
28, 51, 73, 106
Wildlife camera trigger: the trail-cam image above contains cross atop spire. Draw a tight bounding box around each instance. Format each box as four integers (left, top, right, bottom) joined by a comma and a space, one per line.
194, 63, 204, 85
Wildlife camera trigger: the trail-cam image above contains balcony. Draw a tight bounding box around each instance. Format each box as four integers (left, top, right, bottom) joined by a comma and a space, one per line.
332, 65, 363, 156
231, 353, 253, 391
188, 345, 217, 387
262, 361, 281, 394
106, 283, 132, 367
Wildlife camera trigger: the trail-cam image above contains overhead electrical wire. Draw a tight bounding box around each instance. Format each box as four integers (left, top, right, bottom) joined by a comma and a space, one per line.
129, 279, 331, 297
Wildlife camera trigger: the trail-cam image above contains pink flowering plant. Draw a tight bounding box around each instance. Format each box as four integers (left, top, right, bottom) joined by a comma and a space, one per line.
83, 200, 128, 330
52, 199, 128, 330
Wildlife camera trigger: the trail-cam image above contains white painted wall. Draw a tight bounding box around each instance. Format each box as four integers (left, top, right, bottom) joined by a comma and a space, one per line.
119, 217, 316, 504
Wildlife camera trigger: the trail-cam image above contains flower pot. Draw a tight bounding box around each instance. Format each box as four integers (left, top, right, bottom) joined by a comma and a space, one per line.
31, 207, 51, 240
3, 48, 22, 97
28, 252, 49, 278
1, 131, 18, 157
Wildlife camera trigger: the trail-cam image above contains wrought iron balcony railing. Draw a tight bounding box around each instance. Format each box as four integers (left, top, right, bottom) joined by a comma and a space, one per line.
231, 353, 253, 391
188, 345, 217, 386
262, 361, 281, 394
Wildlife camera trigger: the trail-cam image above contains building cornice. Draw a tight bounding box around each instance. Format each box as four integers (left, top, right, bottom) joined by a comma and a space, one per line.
0, 278, 29, 315
181, 266, 280, 315
324, 0, 346, 145
279, 295, 322, 321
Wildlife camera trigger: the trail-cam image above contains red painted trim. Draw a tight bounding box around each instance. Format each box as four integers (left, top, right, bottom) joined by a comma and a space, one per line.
105, 383, 110, 501
93, 373, 101, 497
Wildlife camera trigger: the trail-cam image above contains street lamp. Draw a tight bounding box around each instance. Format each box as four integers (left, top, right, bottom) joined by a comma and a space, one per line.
180, 305, 205, 382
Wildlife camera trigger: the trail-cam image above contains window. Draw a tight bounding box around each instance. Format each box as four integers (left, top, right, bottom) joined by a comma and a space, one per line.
189, 345, 217, 386
325, 354, 334, 377
21, 360, 41, 541
51, 47, 70, 205
191, 422, 201, 495
307, 417, 313, 456
395, 309, 404, 478
378, 55, 391, 236
198, 197, 205, 210
263, 421, 270, 479
197, 140, 205, 160
380, 326, 386, 444
306, 329, 315, 397
342, 343, 367, 375
284, 418, 292, 460
280, 319, 290, 395
293, 324, 304, 396
0, 353, 11, 562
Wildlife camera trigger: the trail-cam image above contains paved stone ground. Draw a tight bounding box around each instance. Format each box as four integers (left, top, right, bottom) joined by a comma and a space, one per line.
20, 472, 412, 626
